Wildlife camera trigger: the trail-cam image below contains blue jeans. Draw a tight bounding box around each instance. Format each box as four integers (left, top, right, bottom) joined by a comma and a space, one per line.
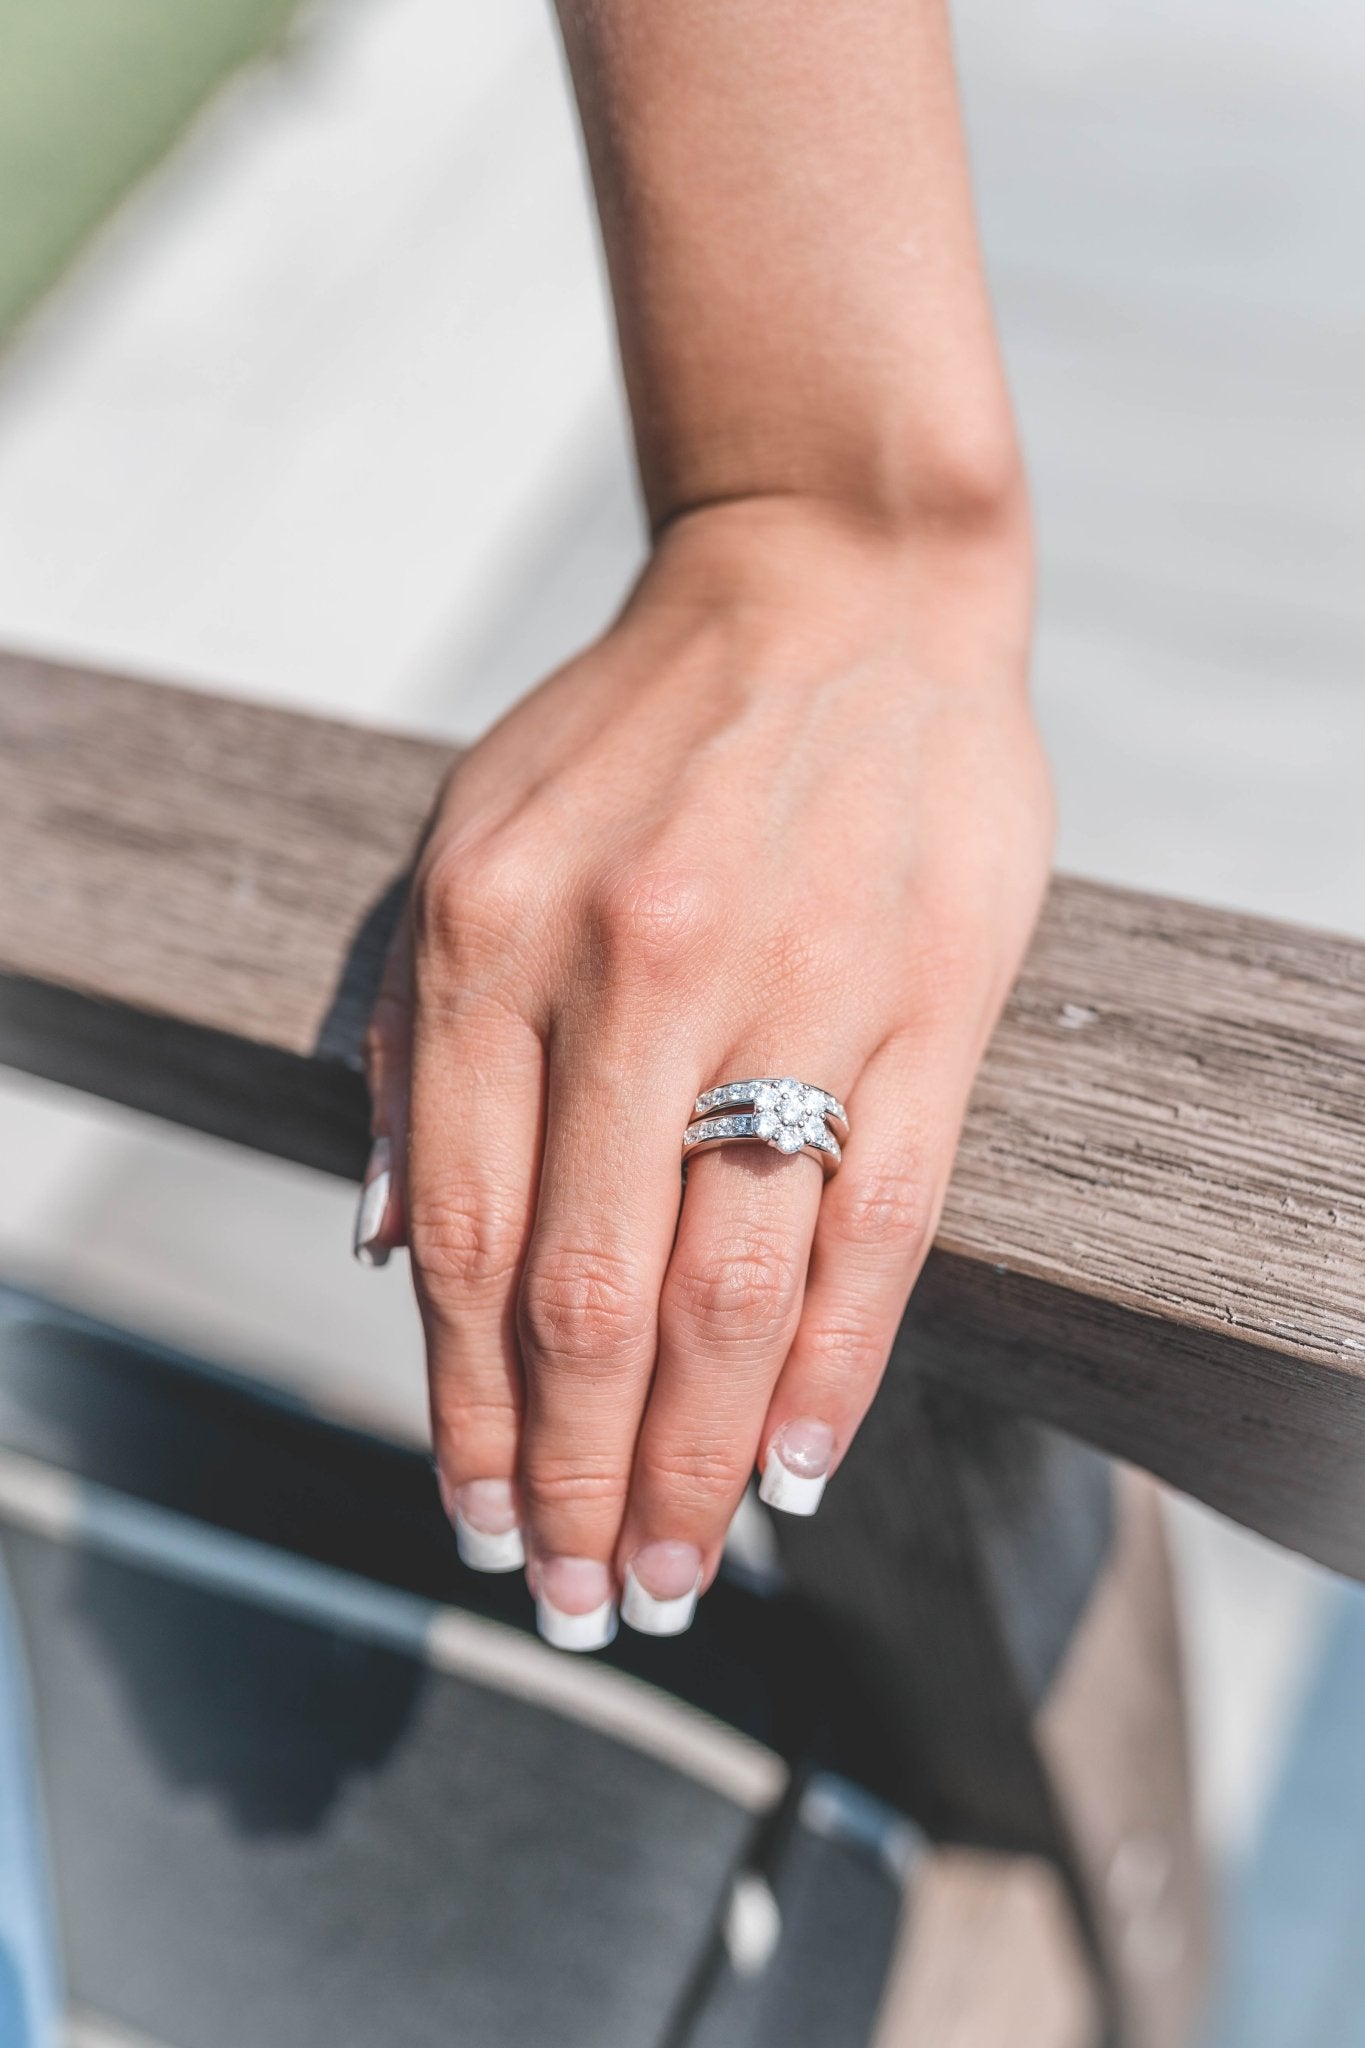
0, 1569, 60, 2048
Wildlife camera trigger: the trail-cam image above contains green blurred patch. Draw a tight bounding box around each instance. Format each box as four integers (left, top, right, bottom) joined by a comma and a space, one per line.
0, 0, 306, 341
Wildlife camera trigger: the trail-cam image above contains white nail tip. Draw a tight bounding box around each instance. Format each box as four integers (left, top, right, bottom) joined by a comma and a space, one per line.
454, 1516, 526, 1573
536, 1597, 618, 1653
621, 1567, 700, 1637
353, 1168, 391, 1265
759, 1450, 828, 1517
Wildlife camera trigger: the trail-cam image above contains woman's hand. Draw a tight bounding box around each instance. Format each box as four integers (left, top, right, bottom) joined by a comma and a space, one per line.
356, 0, 1051, 1646
358, 495, 1051, 1646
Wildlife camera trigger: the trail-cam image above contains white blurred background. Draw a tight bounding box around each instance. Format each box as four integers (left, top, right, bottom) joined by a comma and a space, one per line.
0, 0, 1361, 1877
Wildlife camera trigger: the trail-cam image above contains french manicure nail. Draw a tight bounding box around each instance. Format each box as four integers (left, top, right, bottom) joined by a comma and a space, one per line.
759, 1418, 835, 1517
353, 1137, 392, 1268
535, 1557, 617, 1653
621, 1541, 703, 1637
441, 1475, 526, 1573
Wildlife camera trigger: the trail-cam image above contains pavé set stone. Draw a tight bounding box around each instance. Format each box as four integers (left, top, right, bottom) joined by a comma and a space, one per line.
683, 1077, 847, 1176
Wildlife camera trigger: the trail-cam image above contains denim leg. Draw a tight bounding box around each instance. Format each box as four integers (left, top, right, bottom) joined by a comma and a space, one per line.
0, 1563, 61, 2048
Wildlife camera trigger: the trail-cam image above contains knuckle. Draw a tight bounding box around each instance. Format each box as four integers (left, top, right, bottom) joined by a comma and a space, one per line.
519, 1452, 625, 1524
413, 841, 529, 964
411, 845, 468, 947
409, 1185, 523, 1300
363, 994, 409, 1083
839, 1165, 931, 1258
518, 1243, 653, 1374
665, 1233, 803, 1350
430, 1390, 521, 1454
363, 1017, 393, 1075
590, 864, 718, 977
799, 1307, 895, 1388
639, 1436, 753, 1512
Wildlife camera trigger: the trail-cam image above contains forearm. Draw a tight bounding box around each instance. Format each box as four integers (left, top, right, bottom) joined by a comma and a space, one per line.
554, 0, 1021, 537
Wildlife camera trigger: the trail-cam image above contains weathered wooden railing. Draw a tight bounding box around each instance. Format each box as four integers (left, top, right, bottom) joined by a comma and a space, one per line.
6, 648, 1365, 2045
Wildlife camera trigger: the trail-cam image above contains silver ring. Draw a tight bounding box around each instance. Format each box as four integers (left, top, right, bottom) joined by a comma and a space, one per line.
682, 1076, 846, 1178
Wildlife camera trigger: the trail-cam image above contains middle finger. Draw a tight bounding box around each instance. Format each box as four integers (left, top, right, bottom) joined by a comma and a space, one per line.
516, 1022, 693, 1650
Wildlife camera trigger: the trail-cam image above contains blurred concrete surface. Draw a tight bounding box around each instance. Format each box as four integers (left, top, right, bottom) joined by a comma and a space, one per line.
0, 0, 1360, 1867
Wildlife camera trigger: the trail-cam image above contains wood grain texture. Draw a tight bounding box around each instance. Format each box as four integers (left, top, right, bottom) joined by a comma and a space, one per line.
4, 650, 1365, 1566
0, 653, 445, 1056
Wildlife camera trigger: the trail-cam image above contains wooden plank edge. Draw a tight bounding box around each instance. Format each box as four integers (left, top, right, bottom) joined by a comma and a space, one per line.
6, 965, 1365, 1578
912, 1251, 1365, 1578
0, 973, 370, 1180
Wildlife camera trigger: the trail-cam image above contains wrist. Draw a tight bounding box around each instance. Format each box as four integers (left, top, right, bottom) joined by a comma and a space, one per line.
639, 348, 1028, 559
632, 486, 1033, 677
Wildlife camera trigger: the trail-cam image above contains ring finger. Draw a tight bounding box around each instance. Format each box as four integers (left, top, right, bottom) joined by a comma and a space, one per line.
615, 1062, 850, 1635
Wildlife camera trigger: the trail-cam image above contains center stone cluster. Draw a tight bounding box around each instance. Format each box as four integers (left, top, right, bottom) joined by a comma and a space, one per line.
753, 1078, 828, 1153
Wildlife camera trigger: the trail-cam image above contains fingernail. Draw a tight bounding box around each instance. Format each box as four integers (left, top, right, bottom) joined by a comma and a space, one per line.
621, 1541, 703, 1637
759, 1418, 836, 1517
441, 1475, 525, 1573
535, 1557, 617, 1653
353, 1137, 392, 1268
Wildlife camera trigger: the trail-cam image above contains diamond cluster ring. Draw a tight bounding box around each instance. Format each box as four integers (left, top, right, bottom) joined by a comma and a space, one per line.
682, 1077, 847, 1178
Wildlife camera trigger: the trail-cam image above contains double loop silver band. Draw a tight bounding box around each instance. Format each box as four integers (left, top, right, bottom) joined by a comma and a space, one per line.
682, 1077, 847, 1179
